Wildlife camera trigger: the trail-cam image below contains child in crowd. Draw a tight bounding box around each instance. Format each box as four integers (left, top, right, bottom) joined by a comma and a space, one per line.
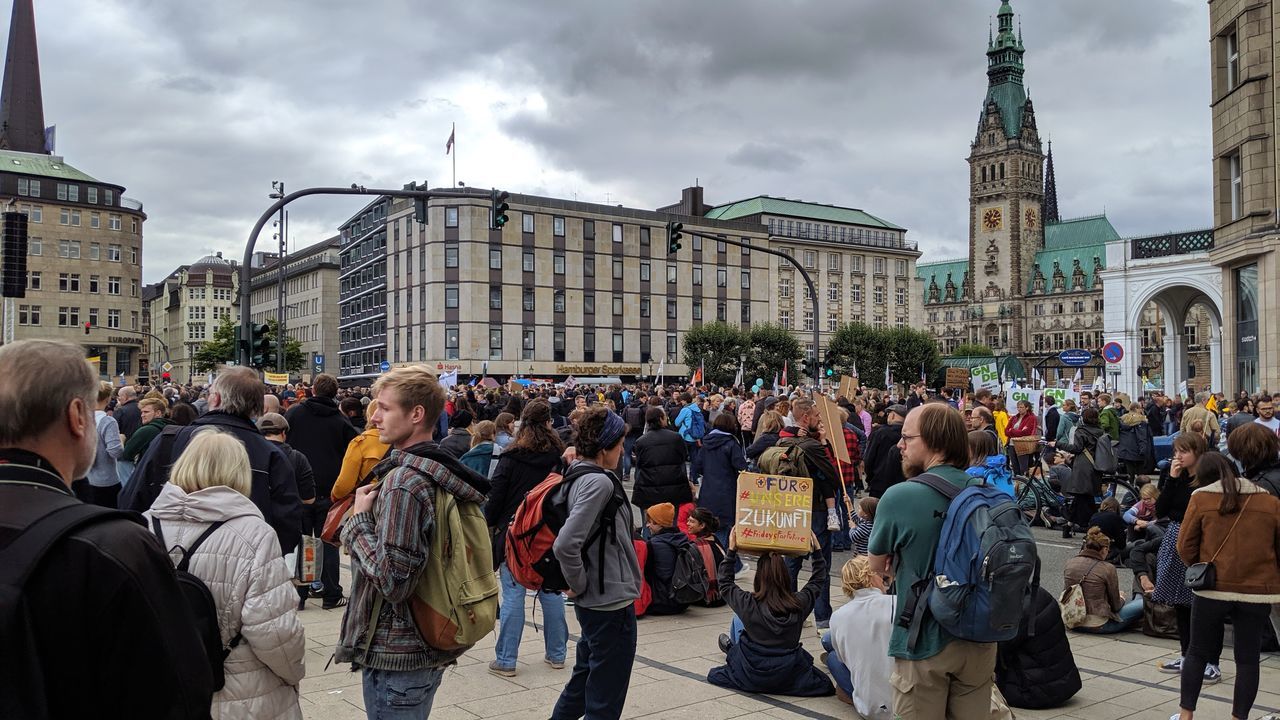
1123, 483, 1159, 530
684, 507, 726, 606
708, 530, 833, 697
967, 429, 1015, 497
822, 556, 894, 717
644, 503, 693, 616
848, 496, 877, 556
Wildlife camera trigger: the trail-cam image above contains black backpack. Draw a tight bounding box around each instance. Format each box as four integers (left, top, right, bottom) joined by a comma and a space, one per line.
124, 424, 184, 512
670, 540, 719, 606
0, 497, 135, 720
150, 517, 241, 691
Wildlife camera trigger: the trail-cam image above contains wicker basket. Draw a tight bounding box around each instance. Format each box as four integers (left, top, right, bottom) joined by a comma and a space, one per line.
1011, 436, 1041, 456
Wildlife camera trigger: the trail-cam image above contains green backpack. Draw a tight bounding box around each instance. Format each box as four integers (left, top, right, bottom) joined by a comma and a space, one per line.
757, 440, 811, 478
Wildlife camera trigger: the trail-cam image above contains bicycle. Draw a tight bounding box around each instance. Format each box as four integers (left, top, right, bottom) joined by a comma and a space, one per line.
1013, 473, 1066, 528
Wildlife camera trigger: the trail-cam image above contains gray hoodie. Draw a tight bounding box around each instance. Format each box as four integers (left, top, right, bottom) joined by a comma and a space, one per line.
552, 461, 642, 610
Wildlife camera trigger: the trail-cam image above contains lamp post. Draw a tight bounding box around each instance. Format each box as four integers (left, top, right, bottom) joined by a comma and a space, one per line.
270, 181, 287, 372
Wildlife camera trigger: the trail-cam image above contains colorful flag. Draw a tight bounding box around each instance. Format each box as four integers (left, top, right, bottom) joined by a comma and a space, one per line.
781, 360, 788, 388
446, 126, 455, 154
691, 363, 703, 385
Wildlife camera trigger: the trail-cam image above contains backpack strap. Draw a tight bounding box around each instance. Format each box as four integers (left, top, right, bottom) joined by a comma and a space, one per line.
150, 516, 227, 573
0, 501, 124, 590
910, 472, 963, 502
902, 471, 963, 653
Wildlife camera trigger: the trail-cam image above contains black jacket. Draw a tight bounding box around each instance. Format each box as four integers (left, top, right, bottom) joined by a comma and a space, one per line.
745, 431, 780, 464
114, 398, 142, 439
122, 410, 303, 554
1245, 459, 1280, 498
0, 450, 214, 718
631, 428, 690, 510
864, 422, 905, 498
996, 586, 1081, 709
694, 430, 749, 527
1044, 407, 1061, 442
439, 428, 473, 459
645, 527, 691, 615
485, 446, 562, 568
622, 402, 646, 438
284, 396, 358, 498
272, 440, 316, 502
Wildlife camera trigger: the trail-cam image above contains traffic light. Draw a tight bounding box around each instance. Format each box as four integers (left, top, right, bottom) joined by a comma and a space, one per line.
490, 189, 510, 229
84, 321, 91, 335
2, 211, 28, 299
405, 181, 428, 224
162, 371, 171, 382
250, 323, 275, 368
666, 220, 683, 255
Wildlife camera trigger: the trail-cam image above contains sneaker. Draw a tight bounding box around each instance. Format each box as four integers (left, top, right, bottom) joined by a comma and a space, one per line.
1158, 657, 1183, 674
1203, 664, 1221, 684
544, 657, 565, 670
321, 597, 348, 610
826, 508, 841, 532
487, 661, 517, 677
835, 687, 853, 706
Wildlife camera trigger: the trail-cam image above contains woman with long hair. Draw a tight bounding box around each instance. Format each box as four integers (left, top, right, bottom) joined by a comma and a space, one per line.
708, 529, 834, 697
1226, 422, 1280, 497
1173, 452, 1280, 720
1005, 399, 1039, 475
1056, 407, 1105, 539
483, 400, 568, 677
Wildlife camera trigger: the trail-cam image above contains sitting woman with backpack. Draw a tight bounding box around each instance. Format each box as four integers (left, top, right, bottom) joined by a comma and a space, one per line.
643, 503, 693, 616
707, 529, 834, 698
1062, 527, 1142, 634
144, 429, 305, 720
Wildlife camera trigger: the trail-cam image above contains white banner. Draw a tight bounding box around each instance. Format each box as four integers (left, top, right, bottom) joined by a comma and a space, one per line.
438, 369, 458, 389
971, 361, 1000, 393
1043, 387, 1081, 408
1006, 388, 1042, 417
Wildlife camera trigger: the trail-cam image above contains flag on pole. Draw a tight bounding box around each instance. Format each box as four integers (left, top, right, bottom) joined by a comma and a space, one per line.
445, 126, 455, 154
851, 360, 859, 378
773, 372, 780, 395
732, 358, 743, 389
691, 362, 703, 385
781, 360, 788, 389
655, 358, 665, 385
883, 364, 891, 390
1032, 367, 1042, 389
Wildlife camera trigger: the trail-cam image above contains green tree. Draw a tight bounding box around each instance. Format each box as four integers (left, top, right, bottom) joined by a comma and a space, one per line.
884, 327, 943, 386
951, 342, 994, 358
681, 321, 748, 386
192, 316, 238, 372
825, 323, 942, 388
745, 323, 802, 386
263, 318, 305, 374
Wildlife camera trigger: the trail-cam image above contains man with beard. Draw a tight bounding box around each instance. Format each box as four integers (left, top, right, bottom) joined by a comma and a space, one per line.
0, 340, 213, 718
869, 403, 994, 719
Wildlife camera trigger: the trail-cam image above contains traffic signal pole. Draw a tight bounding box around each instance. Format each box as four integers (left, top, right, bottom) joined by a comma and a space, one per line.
669, 225, 822, 385
238, 185, 498, 367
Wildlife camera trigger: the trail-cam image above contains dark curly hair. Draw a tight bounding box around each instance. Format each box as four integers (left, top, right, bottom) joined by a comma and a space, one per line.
575, 406, 623, 458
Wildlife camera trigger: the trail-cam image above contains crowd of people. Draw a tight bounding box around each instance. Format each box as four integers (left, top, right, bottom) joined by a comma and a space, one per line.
2, 338, 1279, 720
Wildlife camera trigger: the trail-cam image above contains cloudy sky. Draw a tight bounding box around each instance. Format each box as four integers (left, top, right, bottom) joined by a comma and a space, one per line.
16, 0, 1210, 283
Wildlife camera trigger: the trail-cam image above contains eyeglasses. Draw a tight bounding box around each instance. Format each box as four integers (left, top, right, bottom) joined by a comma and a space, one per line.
900, 433, 921, 442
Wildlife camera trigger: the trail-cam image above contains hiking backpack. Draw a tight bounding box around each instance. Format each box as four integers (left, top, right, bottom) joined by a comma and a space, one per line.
505, 464, 628, 593
684, 406, 706, 440
150, 517, 241, 692
670, 539, 720, 606
757, 440, 811, 478
903, 473, 1039, 651
1090, 436, 1119, 474
124, 424, 184, 512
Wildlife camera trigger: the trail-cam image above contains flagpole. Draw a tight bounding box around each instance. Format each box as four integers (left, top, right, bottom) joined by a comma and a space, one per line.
451, 122, 456, 189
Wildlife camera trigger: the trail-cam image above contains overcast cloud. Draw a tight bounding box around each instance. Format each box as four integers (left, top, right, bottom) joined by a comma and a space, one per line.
12, 0, 1209, 283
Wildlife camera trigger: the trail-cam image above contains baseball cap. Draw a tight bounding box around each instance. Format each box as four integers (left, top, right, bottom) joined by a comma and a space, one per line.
257, 412, 289, 434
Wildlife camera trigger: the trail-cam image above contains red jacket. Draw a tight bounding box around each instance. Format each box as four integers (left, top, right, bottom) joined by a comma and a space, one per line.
1006, 413, 1039, 439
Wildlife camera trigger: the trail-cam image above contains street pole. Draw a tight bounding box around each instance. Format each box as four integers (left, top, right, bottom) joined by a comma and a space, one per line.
271, 181, 286, 373
676, 228, 822, 382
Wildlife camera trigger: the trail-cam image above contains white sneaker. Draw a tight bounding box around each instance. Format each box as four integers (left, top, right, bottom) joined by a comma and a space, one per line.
826, 508, 840, 532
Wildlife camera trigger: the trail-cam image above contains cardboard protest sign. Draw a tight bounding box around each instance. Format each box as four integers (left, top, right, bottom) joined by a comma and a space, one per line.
1005, 388, 1042, 416
735, 472, 814, 556
814, 395, 851, 465
971, 361, 1000, 392
837, 375, 859, 399
945, 367, 970, 388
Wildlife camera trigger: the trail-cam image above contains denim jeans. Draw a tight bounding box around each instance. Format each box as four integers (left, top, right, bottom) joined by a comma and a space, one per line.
686, 441, 701, 483
1075, 596, 1143, 634
786, 527, 832, 622
361, 666, 446, 720
495, 563, 568, 669
622, 434, 638, 478
821, 631, 854, 695
729, 614, 744, 643
551, 605, 637, 720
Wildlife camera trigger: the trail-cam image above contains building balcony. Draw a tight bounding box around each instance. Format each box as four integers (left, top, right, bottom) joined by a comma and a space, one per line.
1130, 229, 1214, 259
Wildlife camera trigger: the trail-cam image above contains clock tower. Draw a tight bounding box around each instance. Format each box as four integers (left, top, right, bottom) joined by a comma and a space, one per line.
968, 0, 1043, 353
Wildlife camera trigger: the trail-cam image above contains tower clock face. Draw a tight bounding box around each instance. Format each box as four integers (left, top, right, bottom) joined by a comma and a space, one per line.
982, 207, 1003, 231
1025, 207, 1037, 229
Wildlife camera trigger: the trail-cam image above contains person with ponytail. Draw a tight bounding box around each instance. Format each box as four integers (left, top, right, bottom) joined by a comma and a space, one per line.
707, 529, 834, 698
1172, 452, 1280, 720
1063, 527, 1142, 634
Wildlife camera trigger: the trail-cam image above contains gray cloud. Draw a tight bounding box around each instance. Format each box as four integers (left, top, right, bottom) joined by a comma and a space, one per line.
13, 0, 1210, 283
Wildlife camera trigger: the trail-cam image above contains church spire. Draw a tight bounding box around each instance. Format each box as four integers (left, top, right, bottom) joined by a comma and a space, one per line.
0, 0, 47, 154
1044, 140, 1060, 224
984, 0, 1028, 138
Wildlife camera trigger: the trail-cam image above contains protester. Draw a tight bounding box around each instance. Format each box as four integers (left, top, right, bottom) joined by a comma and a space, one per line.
674, 393, 706, 482
332, 402, 389, 501
1088, 497, 1128, 560
485, 399, 568, 678
1055, 399, 1080, 446
643, 502, 693, 616
439, 409, 474, 458
87, 381, 124, 508
121, 397, 172, 463
124, 366, 303, 555
493, 412, 516, 452
869, 403, 995, 718
1254, 394, 1280, 436
550, 407, 642, 720
864, 404, 906, 497
621, 393, 646, 480
1005, 399, 1039, 475
1056, 406, 1105, 539
684, 506, 727, 577
460, 419, 498, 478
631, 406, 691, 512
849, 495, 878, 556
114, 385, 142, 439
1117, 402, 1153, 478
257, 414, 317, 508
693, 412, 748, 549
823, 555, 895, 716
0, 339, 214, 718
1064, 527, 1142, 633
335, 366, 491, 718
1226, 422, 1280, 497
1174, 452, 1280, 720
744, 409, 783, 466
995, 586, 1082, 710
709, 529, 834, 697
145, 430, 306, 720
967, 428, 1014, 497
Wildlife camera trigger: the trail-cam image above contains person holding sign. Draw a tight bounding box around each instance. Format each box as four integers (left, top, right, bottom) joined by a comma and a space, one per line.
708, 528, 834, 698
1005, 400, 1040, 476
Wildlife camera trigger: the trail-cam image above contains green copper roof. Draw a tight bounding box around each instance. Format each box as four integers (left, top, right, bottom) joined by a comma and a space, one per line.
706, 195, 905, 231
0, 149, 98, 182
984, 0, 1028, 138
986, 83, 1027, 139
917, 258, 970, 303
1027, 215, 1118, 294
1043, 214, 1119, 249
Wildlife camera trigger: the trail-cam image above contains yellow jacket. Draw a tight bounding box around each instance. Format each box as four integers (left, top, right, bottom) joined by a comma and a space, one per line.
331, 426, 389, 501
994, 409, 1010, 445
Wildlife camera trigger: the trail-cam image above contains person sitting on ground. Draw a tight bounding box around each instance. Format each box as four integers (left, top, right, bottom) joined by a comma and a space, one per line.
848, 496, 878, 556
966, 429, 1014, 497
822, 555, 895, 717
1063, 526, 1142, 634
643, 503, 693, 616
1123, 482, 1160, 535
683, 507, 726, 605
708, 529, 833, 698
1088, 497, 1128, 562
459, 420, 498, 478
995, 585, 1082, 710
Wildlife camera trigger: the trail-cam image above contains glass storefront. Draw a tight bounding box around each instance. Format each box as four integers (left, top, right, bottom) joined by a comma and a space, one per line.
1235, 264, 1259, 395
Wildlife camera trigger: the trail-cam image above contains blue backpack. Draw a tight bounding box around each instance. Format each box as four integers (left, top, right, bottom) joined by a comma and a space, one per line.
903, 473, 1039, 651
684, 406, 706, 440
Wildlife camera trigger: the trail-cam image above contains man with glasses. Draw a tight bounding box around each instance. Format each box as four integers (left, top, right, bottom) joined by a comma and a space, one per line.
1255, 395, 1280, 437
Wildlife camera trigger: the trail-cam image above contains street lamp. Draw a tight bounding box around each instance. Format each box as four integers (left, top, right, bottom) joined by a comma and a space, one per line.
269, 181, 286, 372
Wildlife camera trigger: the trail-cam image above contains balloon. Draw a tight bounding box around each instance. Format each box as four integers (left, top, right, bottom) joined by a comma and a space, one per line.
755, 378, 764, 387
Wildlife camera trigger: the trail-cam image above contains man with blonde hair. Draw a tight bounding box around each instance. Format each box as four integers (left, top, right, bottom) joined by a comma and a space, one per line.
123, 366, 302, 553
0, 339, 213, 717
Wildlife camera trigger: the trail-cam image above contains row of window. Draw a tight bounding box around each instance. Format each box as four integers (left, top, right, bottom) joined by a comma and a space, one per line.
383, 326, 678, 365
18, 203, 132, 231
778, 248, 908, 276
766, 218, 904, 248
778, 310, 906, 332
1031, 299, 1105, 316
16, 305, 136, 330
29, 272, 132, 296
777, 277, 907, 306
340, 290, 388, 322
186, 306, 233, 321
26, 238, 137, 263
17, 179, 116, 206
186, 287, 234, 301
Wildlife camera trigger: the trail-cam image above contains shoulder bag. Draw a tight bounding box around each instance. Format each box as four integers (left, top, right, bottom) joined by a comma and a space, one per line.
1184, 496, 1251, 590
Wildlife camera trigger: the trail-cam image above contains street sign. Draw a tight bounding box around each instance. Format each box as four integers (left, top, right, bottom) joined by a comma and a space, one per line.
1058, 349, 1092, 367
1102, 342, 1124, 364
161, 361, 173, 372
314, 354, 324, 367
379, 360, 391, 373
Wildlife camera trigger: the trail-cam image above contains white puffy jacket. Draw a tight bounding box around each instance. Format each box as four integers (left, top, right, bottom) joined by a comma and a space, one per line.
146, 483, 305, 720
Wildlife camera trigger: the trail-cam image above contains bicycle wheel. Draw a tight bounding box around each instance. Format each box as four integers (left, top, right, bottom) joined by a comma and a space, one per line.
1104, 476, 1140, 511
1013, 475, 1042, 526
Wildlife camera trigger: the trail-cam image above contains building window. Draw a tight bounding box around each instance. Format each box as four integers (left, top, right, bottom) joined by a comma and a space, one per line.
108, 214, 121, 231
692, 235, 702, 251
612, 332, 624, 361
803, 311, 814, 331
896, 259, 907, 277
553, 217, 565, 237
522, 329, 535, 360
828, 313, 839, 332
717, 268, 727, 287
716, 302, 727, 322
523, 287, 535, 311
803, 250, 816, 268
554, 253, 565, 275
27, 271, 39, 290
522, 213, 534, 233
640, 296, 650, 317
489, 287, 502, 309
489, 328, 502, 359
87, 187, 97, 204
640, 261, 650, 282
107, 276, 121, 295
896, 287, 906, 306
612, 224, 623, 243
612, 296, 623, 316
584, 294, 595, 314
554, 290, 565, 313
666, 333, 678, 357
741, 270, 750, 289
640, 227, 650, 246
59, 208, 69, 225
828, 253, 841, 271
489, 248, 502, 269
107, 309, 120, 329
554, 330, 566, 362
828, 282, 839, 302
613, 258, 623, 279
57, 306, 79, 327
445, 207, 459, 227
445, 326, 459, 360
667, 298, 678, 319
779, 278, 791, 298
583, 220, 595, 239
584, 255, 595, 277
874, 286, 885, 305
444, 244, 458, 268
523, 250, 534, 272
444, 285, 459, 308
692, 266, 702, 286
582, 330, 594, 362
874, 257, 886, 275
1228, 152, 1243, 221
89, 212, 100, 229
1226, 31, 1240, 89
667, 264, 677, 283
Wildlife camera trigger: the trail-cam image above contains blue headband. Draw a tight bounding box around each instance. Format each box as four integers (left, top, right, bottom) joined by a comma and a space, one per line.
599, 411, 626, 449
